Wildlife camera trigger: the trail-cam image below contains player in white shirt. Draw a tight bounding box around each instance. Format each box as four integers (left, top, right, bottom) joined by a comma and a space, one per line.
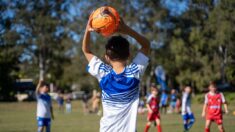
82, 17, 150, 132
35, 80, 54, 132
181, 86, 195, 132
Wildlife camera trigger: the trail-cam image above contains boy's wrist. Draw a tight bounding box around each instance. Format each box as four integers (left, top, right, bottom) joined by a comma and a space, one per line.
125, 26, 134, 35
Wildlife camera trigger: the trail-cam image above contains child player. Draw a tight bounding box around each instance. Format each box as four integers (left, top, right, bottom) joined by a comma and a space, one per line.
145, 84, 162, 132
181, 86, 195, 132
202, 82, 228, 132
35, 80, 54, 132
169, 89, 177, 113
82, 17, 150, 132
160, 90, 168, 114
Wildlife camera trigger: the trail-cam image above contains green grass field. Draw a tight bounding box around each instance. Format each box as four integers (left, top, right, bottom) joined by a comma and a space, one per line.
0, 101, 234, 132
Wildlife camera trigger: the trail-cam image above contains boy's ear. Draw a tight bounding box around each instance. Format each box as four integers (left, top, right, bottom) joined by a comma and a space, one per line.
105, 54, 110, 63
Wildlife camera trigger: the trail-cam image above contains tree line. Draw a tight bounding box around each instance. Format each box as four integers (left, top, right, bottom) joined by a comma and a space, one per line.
0, 0, 234, 100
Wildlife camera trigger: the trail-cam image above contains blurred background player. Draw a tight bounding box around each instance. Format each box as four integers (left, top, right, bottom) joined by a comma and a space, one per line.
181, 86, 195, 132
169, 89, 177, 113
160, 90, 168, 114
82, 92, 89, 115
82, 16, 150, 132
144, 84, 162, 132
65, 92, 72, 113
35, 80, 54, 132
91, 91, 101, 114
175, 94, 181, 114
56, 91, 64, 112
138, 97, 146, 114
202, 82, 228, 132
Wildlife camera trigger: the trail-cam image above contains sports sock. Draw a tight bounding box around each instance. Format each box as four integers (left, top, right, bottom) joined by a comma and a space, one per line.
187, 113, 195, 130
205, 128, 210, 132
144, 124, 150, 132
182, 114, 188, 131
187, 119, 195, 129
157, 125, 162, 132
184, 123, 188, 131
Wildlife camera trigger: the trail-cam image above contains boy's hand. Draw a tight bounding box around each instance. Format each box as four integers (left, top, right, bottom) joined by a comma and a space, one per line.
39, 80, 43, 84
117, 18, 130, 34
201, 112, 205, 117
86, 12, 96, 32
182, 111, 187, 115
225, 110, 229, 114
148, 108, 153, 114
86, 18, 95, 32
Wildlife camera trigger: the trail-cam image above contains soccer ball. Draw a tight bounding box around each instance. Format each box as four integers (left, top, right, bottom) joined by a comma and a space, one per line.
90, 6, 120, 37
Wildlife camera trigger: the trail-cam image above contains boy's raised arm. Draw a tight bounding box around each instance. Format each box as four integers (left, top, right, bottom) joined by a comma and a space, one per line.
118, 19, 150, 56
82, 18, 95, 62
35, 80, 42, 95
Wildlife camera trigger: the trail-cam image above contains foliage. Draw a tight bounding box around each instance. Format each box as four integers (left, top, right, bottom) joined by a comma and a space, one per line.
0, 0, 234, 100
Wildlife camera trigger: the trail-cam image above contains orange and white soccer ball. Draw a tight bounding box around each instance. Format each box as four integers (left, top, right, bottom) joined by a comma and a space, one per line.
90, 6, 120, 37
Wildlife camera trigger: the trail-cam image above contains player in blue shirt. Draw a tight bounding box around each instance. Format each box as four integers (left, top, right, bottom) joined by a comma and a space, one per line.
169, 89, 177, 113
82, 17, 150, 132
35, 80, 54, 132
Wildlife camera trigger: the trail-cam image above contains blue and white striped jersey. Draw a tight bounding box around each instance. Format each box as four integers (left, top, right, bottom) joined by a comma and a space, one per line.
36, 93, 52, 118
181, 92, 192, 115
88, 52, 149, 132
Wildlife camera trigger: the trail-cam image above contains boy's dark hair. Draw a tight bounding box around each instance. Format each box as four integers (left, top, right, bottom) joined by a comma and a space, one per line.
105, 36, 130, 61
151, 84, 158, 91
209, 81, 217, 87
39, 81, 49, 88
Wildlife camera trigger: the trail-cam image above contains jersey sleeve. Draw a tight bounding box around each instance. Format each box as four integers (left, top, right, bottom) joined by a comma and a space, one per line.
36, 93, 40, 100
87, 56, 110, 81
132, 52, 149, 76
181, 93, 188, 114
146, 95, 152, 104
49, 96, 52, 106
204, 94, 208, 104
220, 93, 226, 103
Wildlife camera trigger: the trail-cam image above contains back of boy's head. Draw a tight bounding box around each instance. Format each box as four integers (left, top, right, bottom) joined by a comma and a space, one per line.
151, 84, 158, 91
39, 81, 49, 89
209, 81, 217, 88
105, 36, 130, 61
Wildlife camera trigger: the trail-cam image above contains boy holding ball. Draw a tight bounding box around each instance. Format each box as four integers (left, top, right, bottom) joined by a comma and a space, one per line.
35, 80, 54, 132
82, 17, 150, 132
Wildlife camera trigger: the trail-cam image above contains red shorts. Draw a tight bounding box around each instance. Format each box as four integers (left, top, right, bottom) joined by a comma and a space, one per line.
206, 115, 223, 125
147, 112, 160, 121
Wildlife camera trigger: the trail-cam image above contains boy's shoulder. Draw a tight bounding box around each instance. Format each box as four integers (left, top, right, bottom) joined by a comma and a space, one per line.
37, 93, 51, 100
125, 63, 139, 73
183, 92, 188, 96
99, 62, 112, 71
206, 92, 223, 96
147, 94, 154, 102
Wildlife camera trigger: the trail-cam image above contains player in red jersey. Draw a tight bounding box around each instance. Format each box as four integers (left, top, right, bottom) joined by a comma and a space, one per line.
144, 84, 162, 132
202, 82, 228, 132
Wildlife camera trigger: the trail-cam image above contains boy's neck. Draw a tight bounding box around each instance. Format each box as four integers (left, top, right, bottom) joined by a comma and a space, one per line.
40, 92, 48, 94
110, 60, 126, 74
152, 94, 157, 97
209, 91, 216, 95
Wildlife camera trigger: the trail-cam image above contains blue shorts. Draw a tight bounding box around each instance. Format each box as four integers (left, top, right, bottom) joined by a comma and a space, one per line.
182, 113, 194, 121
37, 117, 51, 127
170, 102, 176, 108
